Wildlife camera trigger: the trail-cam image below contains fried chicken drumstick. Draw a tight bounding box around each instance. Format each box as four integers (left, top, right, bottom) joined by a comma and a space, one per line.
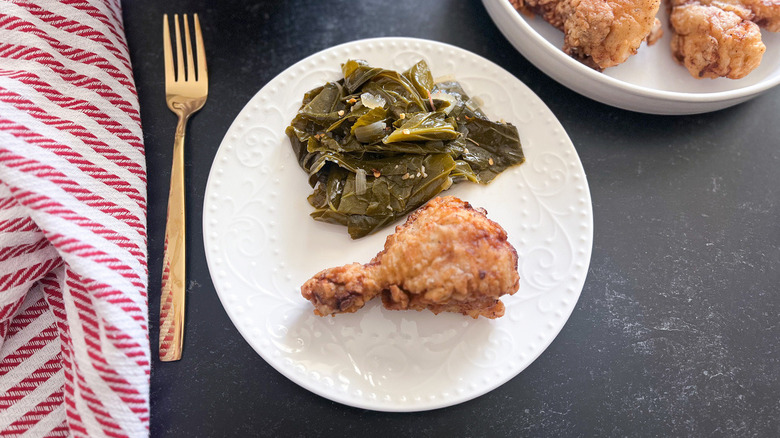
511, 0, 662, 69
301, 197, 520, 319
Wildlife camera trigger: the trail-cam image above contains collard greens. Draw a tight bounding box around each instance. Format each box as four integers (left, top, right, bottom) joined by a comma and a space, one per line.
286, 59, 525, 238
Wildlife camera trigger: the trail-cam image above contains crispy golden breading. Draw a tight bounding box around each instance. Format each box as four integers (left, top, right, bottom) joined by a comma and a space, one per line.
670, 0, 766, 79
511, 0, 661, 69
301, 196, 519, 319
646, 17, 665, 45
695, 0, 780, 31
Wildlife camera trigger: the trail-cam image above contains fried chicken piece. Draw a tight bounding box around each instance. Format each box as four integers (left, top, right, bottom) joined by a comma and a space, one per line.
669, 0, 767, 79
646, 17, 665, 45
696, 0, 780, 31
301, 196, 520, 319
511, 0, 661, 70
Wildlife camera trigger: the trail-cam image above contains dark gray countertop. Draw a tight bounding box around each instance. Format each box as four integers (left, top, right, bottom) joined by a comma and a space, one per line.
122, 0, 780, 436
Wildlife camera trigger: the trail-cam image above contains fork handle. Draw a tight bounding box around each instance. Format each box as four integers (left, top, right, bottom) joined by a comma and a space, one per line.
159, 114, 189, 361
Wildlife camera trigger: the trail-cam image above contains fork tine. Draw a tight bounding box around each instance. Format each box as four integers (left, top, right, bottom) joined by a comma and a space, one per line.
174, 14, 184, 82
163, 14, 174, 85
183, 14, 195, 82
194, 14, 207, 82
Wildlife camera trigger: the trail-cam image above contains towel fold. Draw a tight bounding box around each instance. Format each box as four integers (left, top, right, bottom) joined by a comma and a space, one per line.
0, 0, 150, 436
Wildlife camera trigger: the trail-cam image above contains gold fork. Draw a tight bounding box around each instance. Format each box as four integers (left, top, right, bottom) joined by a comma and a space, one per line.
159, 13, 207, 362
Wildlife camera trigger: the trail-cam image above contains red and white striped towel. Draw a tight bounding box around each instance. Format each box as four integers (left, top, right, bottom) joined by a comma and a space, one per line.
0, 1, 149, 436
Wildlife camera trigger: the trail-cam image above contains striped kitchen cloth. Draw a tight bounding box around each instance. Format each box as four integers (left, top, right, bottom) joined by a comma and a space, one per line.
0, 0, 150, 436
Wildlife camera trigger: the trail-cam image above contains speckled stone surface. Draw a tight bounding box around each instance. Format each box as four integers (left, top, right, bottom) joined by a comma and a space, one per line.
122, 0, 780, 436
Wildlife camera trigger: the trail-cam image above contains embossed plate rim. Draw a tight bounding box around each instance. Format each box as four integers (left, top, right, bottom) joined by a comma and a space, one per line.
203, 37, 593, 411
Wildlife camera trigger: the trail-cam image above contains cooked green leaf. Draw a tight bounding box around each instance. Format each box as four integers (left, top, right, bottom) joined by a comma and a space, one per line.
351, 107, 387, 133
363, 70, 428, 116
360, 140, 447, 155
454, 118, 525, 183
403, 60, 434, 100
297, 81, 347, 126
342, 59, 383, 93
384, 112, 459, 143
432, 81, 486, 120
332, 153, 456, 238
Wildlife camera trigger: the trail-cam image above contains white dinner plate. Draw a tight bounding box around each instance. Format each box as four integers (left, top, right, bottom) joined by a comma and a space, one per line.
483, 0, 780, 114
203, 37, 593, 411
